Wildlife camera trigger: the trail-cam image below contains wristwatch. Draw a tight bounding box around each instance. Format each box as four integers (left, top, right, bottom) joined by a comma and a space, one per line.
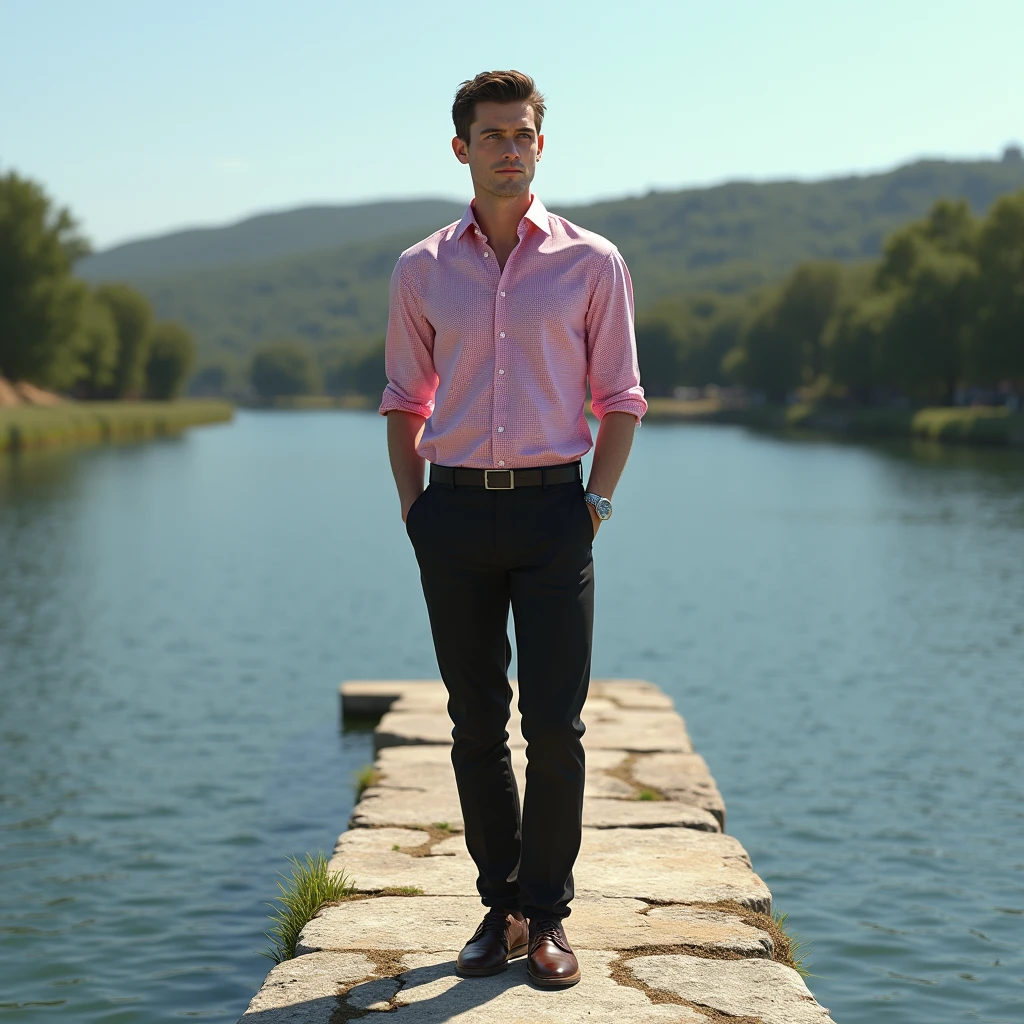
584, 492, 613, 521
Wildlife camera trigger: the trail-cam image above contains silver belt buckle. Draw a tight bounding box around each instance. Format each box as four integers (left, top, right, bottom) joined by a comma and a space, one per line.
484, 468, 514, 490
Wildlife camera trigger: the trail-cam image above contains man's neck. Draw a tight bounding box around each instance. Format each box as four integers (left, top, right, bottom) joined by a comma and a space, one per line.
471, 191, 533, 251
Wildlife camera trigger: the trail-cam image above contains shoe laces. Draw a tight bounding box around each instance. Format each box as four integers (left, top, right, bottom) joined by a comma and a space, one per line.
529, 917, 571, 954
471, 907, 515, 947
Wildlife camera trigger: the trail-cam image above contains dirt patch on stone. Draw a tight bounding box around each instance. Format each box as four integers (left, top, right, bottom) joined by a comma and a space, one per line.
604, 753, 667, 800
396, 823, 462, 857
328, 949, 415, 1022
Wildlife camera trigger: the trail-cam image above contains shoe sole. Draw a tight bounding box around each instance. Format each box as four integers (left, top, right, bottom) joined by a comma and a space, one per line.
456, 942, 529, 977
527, 965, 582, 988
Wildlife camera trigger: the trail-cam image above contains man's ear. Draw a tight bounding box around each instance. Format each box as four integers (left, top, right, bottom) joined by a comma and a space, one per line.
536, 133, 544, 160
452, 136, 470, 165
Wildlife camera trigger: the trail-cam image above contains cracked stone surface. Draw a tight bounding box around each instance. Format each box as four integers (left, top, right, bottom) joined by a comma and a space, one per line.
332, 826, 769, 909
629, 954, 836, 1023
375, 707, 693, 753
361, 762, 632, 803
239, 680, 833, 1023
342, 679, 675, 714
631, 752, 727, 827
340, 950, 704, 1023
238, 951, 375, 1020
373, 743, 639, 801
330, 827, 477, 896
352, 787, 719, 832
298, 895, 772, 958
575, 827, 772, 910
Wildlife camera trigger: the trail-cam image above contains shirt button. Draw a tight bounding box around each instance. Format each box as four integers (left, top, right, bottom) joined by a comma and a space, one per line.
499, 332, 505, 338
497, 426, 504, 433
498, 460, 505, 466
483, 251, 489, 258
498, 369, 505, 375
500, 291, 506, 297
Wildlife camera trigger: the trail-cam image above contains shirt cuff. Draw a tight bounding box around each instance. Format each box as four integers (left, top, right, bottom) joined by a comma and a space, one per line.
379, 386, 434, 419
591, 393, 648, 424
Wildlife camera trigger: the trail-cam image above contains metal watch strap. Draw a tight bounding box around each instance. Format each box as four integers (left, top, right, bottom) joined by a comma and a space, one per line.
584, 491, 613, 520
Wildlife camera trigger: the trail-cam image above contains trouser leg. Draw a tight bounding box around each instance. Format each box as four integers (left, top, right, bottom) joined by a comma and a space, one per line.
509, 483, 595, 920
407, 485, 522, 910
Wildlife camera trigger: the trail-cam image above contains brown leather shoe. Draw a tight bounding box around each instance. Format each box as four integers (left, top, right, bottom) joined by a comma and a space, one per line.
527, 917, 581, 988
456, 907, 529, 977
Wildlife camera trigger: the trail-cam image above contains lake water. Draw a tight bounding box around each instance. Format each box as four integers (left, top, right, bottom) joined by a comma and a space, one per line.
1, 411, 1022, 1023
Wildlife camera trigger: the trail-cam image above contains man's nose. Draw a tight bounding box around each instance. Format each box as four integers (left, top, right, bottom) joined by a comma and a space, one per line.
501, 139, 520, 159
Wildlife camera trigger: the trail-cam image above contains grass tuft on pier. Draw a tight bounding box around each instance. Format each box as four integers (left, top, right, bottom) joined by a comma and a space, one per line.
770, 908, 811, 977
261, 852, 354, 964
353, 764, 381, 800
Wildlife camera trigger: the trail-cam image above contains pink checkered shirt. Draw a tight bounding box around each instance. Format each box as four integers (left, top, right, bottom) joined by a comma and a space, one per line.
378, 195, 647, 469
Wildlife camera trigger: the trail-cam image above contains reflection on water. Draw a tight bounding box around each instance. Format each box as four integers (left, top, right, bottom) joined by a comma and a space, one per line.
1, 412, 1022, 1023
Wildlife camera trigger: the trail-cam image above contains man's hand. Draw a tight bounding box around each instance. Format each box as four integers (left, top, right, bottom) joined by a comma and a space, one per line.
587, 502, 601, 537
401, 493, 422, 524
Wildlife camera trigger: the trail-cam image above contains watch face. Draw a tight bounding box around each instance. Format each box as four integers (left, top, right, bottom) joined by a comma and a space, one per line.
596, 497, 613, 520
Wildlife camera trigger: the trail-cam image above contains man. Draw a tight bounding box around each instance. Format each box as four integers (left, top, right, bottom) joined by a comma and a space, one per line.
380, 70, 645, 989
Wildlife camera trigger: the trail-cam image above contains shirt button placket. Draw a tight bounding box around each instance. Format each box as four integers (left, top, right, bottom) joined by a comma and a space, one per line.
493, 262, 512, 468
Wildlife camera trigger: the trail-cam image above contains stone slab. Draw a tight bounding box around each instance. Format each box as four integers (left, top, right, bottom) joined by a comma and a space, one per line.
629, 954, 835, 1023
632, 752, 727, 828
376, 761, 636, 802
375, 707, 692, 753
583, 709, 694, 752
332, 826, 769, 910
340, 680, 445, 717
592, 679, 677, 710
298, 895, 772, 958
331, 827, 477, 896
575, 827, 771, 911
342, 679, 677, 716
374, 744, 638, 800
238, 950, 375, 1021
351, 787, 719, 832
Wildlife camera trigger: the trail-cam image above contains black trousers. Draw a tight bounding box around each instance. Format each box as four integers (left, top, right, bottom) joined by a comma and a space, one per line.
405, 466, 595, 921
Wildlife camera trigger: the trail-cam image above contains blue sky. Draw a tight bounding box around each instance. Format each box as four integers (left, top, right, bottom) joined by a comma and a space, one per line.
1, 0, 1021, 250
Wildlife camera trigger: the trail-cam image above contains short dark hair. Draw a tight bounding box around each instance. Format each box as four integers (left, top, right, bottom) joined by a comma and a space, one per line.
452, 70, 546, 143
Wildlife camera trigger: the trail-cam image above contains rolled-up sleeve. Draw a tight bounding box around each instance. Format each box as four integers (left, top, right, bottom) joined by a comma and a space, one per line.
378, 257, 438, 418
586, 249, 648, 422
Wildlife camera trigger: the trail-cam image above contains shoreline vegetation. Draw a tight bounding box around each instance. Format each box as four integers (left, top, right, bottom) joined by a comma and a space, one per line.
644, 397, 1024, 447
0, 399, 234, 454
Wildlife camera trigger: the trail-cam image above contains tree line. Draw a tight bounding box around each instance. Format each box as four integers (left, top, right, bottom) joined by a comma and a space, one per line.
0, 171, 196, 399
240, 191, 1024, 408
5, 165, 1021, 408
637, 192, 1024, 405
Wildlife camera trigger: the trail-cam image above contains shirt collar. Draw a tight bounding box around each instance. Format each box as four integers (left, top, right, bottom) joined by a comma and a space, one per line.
454, 194, 552, 240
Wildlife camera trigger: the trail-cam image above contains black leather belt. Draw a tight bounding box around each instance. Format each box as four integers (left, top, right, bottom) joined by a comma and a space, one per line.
429, 461, 583, 490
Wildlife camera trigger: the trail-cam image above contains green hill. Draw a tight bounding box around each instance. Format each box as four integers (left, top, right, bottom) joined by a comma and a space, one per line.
76, 199, 465, 280
81, 153, 1024, 359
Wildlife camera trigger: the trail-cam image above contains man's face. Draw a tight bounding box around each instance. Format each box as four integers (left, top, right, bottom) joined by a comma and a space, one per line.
452, 100, 544, 200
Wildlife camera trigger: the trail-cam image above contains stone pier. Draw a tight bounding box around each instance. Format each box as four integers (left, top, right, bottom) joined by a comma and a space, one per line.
239, 680, 834, 1023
